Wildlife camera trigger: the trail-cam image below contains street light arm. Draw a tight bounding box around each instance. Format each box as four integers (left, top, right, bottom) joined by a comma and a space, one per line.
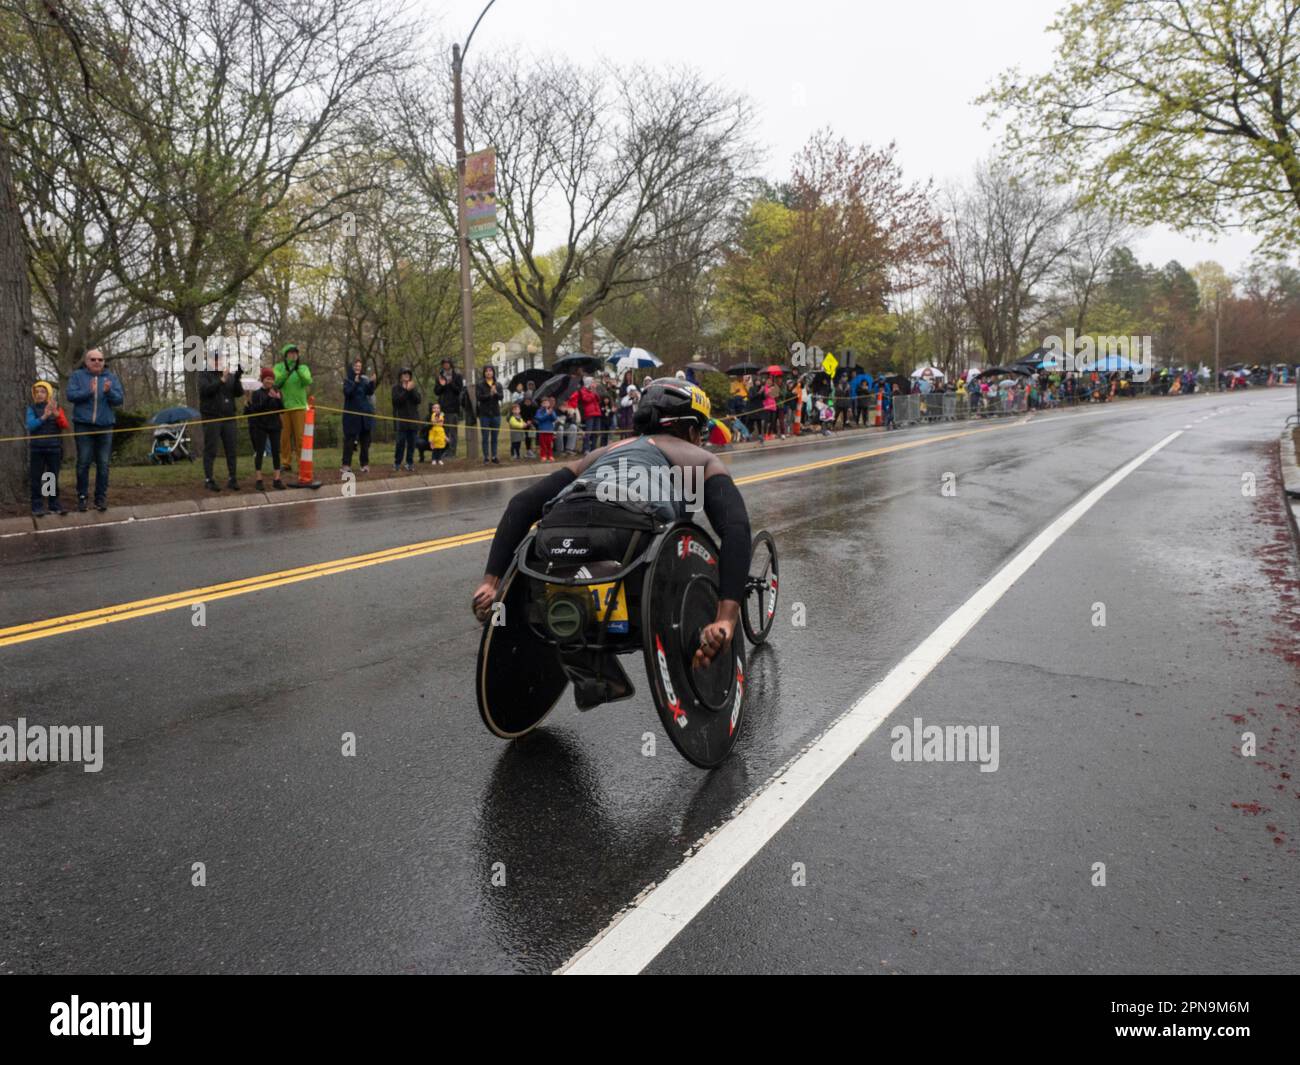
462, 0, 498, 60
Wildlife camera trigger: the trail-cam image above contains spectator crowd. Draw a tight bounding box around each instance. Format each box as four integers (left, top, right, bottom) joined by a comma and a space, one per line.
19, 345, 1296, 518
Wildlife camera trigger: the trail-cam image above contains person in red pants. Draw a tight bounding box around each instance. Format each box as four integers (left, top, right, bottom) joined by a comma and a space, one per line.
533, 396, 558, 461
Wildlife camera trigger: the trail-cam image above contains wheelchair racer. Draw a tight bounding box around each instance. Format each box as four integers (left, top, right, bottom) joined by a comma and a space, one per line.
472, 379, 752, 669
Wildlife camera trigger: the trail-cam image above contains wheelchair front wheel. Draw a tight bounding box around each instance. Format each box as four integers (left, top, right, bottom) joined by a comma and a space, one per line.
741, 530, 779, 645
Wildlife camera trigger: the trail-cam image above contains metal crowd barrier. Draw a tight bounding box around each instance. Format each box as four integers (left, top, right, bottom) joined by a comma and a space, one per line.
891, 390, 1030, 427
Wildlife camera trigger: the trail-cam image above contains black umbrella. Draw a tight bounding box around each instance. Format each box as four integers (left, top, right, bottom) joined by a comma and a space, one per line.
532, 373, 581, 405
686, 361, 721, 375
552, 353, 602, 374
508, 367, 552, 392
802, 371, 832, 393
726, 361, 761, 376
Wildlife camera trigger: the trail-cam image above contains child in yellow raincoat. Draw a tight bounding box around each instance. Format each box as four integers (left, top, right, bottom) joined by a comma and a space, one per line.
428, 403, 447, 465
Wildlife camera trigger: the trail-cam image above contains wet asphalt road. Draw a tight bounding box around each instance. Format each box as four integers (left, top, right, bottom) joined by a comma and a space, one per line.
0, 391, 1296, 974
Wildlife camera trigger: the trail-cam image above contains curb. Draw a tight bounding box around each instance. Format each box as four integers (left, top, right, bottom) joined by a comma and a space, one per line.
1279, 426, 1300, 559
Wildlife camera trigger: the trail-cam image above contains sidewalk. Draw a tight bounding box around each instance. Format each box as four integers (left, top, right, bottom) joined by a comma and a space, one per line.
0, 392, 1186, 539
1280, 425, 1300, 559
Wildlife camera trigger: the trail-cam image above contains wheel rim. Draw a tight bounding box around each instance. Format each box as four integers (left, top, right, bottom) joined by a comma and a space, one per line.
743, 532, 778, 643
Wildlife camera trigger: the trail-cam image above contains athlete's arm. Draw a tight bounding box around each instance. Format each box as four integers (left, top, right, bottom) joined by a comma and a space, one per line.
648, 435, 750, 667
472, 465, 580, 620
694, 470, 751, 669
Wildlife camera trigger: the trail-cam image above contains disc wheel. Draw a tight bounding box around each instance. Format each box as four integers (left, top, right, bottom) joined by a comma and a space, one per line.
741, 530, 779, 645
476, 559, 569, 739
641, 523, 745, 768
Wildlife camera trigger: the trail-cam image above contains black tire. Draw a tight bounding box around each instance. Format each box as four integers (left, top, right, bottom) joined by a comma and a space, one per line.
741, 529, 779, 645
642, 522, 745, 768
477, 557, 570, 739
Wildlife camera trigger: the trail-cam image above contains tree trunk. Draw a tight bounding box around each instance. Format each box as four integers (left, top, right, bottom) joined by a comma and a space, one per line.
176, 308, 205, 454
0, 138, 37, 509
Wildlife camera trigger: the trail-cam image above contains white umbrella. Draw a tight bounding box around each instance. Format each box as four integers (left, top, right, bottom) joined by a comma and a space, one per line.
911, 365, 946, 379
609, 347, 662, 374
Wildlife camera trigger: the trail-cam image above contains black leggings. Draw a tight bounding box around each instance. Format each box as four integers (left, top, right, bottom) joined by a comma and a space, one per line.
249, 423, 282, 472
343, 430, 370, 468
204, 421, 238, 480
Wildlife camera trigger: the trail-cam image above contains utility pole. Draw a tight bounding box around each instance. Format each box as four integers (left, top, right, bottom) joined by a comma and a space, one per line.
452, 1, 497, 460
1214, 293, 1221, 392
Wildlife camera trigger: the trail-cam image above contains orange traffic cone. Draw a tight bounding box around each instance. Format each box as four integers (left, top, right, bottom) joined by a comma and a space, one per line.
875, 391, 883, 426
294, 398, 322, 489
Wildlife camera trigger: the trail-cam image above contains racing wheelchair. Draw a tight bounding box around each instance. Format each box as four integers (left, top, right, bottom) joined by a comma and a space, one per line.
476, 493, 779, 767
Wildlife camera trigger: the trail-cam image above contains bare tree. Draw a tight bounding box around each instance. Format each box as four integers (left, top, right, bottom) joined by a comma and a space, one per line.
396, 53, 756, 361
6, 0, 416, 410
1057, 204, 1132, 338
945, 159, 1074, 363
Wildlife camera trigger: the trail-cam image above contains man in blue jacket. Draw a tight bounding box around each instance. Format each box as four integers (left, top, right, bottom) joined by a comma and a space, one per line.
65, 349, 124, 512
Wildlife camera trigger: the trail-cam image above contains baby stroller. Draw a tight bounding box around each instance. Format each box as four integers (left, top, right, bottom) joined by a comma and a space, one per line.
149, 406, 198, 464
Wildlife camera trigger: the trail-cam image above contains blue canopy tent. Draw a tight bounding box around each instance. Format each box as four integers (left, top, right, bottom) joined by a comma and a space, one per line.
1090, 353, 1139, 373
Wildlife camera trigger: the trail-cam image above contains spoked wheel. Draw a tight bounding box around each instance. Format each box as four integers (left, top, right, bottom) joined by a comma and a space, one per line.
741, 530, 779, 645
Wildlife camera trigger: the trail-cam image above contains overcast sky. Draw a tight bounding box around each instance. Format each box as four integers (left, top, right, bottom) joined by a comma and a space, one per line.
424, 0, 1262, 273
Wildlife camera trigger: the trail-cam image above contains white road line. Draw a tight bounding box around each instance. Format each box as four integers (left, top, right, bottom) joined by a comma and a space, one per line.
559, 429, 1184, 975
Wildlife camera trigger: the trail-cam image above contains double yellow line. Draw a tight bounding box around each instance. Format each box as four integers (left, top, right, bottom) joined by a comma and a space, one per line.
1, 420, 1017, 648
0, 529, 494, 648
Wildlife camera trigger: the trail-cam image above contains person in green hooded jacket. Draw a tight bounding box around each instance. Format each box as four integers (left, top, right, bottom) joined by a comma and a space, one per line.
273, 343, 313, 471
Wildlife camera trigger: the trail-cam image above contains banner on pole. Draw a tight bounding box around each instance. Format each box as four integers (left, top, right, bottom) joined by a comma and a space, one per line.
465, 148, 498, 241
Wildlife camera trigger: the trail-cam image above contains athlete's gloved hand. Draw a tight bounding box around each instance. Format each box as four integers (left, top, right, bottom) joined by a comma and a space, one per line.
472, 575, 502, 622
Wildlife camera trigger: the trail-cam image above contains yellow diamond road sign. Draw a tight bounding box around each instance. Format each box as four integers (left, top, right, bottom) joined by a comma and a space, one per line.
822, 352, 839, 378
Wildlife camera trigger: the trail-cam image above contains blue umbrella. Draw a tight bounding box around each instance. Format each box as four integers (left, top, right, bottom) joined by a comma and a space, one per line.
849, 371, 874, 394
607, 347, 661, 371
151, 406, 200, 424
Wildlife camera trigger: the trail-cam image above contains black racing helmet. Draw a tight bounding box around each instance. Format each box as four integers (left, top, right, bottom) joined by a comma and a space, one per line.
633, 377, 711, 435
